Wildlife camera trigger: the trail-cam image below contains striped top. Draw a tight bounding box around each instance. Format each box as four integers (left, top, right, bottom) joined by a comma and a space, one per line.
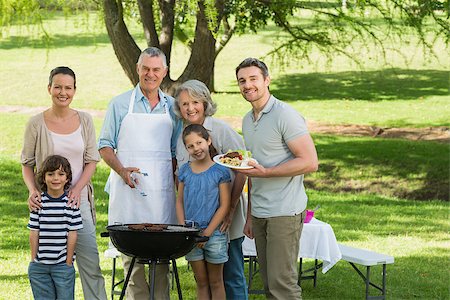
28, 192, 83, 264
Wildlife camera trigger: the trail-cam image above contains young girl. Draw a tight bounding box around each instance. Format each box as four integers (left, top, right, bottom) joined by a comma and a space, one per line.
176, 124, 231, 300
27, 155, 83, 300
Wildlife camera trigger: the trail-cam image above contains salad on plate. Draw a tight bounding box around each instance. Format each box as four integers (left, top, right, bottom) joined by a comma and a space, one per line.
214, 150, 256, 169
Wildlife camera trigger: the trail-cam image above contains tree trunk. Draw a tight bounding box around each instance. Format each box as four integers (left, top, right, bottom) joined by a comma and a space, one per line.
158, 0, 175, 67
176, 0, 224, 92
158, 0, 176, 90
103, 0, 141, 86
103, 0, 226, 94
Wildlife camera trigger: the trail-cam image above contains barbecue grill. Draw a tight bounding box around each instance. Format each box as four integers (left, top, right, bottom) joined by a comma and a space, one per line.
101, 223, 208, 300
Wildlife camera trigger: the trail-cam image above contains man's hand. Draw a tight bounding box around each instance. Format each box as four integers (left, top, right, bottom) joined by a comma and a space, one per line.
99, 147, 140, 188
243, 218, 253, 239
237, 160, 269, 178
220, 207, 236, 232
119, 167, 140, 188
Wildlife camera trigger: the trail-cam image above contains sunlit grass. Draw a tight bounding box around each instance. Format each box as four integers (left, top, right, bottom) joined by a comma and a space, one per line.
1, 165, 448, 299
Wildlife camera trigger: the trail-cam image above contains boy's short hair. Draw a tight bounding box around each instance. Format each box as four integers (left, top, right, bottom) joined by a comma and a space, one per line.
36, 155, 72, 192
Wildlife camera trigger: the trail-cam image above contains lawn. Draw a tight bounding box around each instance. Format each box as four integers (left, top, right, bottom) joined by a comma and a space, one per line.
1, 156, 448, 299
0, 11, 449, 300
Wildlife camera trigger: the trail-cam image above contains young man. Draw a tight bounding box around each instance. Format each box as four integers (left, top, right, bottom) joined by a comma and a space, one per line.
98, 47, 182, 300
236, 58, 319, 299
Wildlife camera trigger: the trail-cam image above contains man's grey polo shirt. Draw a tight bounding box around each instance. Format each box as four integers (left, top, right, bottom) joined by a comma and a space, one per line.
242, 95, 309, 218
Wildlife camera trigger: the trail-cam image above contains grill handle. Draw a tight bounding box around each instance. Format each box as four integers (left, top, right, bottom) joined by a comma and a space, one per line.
193, 236, 209, 243
100, 232, 110, 238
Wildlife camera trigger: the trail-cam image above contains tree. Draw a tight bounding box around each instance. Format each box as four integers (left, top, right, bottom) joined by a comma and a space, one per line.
102, 0, 448, 93
1, 0, 448, 93
103, 0, 225, 93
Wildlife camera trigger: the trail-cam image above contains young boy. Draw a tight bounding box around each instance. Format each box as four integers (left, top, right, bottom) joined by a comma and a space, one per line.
27, 155, 83, 300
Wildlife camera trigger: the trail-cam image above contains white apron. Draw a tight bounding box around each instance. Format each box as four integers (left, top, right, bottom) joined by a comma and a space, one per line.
107, 88, 176, 225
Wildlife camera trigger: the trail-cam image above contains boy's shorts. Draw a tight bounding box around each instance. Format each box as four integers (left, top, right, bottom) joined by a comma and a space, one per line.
186, 229, 228, 264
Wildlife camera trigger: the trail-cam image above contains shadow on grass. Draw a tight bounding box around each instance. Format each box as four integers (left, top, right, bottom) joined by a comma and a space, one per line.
0, 33, 112, 50
0, 274, 29, 281
307, 134, 449, 201
272, 68, 448, 101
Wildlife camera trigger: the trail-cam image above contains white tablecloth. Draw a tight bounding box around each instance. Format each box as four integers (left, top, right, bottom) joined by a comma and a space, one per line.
242, 218, 342, 273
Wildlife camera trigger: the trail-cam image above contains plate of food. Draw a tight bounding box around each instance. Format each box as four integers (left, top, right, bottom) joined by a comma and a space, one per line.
213, 150, 257, 170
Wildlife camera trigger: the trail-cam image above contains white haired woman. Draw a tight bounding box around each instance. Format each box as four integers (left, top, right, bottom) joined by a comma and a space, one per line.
174, 79, 248, 299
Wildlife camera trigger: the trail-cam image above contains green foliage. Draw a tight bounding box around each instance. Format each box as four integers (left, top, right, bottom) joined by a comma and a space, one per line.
203, 0, 220, 34
224, 0, 295, 33
257, 1, 449, 67
0, 0, 40, 29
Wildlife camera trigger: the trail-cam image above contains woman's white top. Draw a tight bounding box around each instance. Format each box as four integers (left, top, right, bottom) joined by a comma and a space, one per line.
50, 125, 88, 199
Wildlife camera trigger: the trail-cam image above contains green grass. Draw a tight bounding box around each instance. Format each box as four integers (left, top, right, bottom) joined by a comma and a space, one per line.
1, 110, 448, 298
1, 159, 448, 299
0, 12, 449, 300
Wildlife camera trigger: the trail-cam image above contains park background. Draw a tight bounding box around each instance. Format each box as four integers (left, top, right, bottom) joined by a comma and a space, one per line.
0, 1, 449, 299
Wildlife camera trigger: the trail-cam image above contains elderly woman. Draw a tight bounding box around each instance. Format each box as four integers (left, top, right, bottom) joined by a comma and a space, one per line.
174, 79, 248, 299
21, 66, 107, 300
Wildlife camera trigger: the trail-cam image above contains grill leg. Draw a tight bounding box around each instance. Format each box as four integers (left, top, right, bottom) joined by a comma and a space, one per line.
119, 257, 136, 300
172, 259, 183, 300
149, 260, 157, 300
111, 257, 116, 300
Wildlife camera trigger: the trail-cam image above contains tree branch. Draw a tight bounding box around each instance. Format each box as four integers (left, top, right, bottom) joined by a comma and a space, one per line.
215, 16, 235, 58
103, 0, 141, 85
137, 0, 160, 48
158, 0, 176, 70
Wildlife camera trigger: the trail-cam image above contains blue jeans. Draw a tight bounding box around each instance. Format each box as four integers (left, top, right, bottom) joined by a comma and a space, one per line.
186, 229, 228, 264
224, 236, 248, 300
28, 261, 75, 300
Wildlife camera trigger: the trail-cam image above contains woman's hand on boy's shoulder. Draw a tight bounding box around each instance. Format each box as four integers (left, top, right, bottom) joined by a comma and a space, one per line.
67, 188, 82, 208
28, 190, 42, 211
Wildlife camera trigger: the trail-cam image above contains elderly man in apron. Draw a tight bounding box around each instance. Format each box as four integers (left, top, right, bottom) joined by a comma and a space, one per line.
98, 47, 182, 300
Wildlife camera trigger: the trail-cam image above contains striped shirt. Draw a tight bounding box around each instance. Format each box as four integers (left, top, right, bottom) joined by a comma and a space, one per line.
28, 192, 83, 264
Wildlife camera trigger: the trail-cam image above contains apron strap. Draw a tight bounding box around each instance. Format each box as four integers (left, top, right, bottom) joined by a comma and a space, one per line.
128, 88, 137, 114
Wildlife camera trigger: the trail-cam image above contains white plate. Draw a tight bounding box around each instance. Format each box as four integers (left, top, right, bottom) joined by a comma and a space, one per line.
213, 154, 257, 170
